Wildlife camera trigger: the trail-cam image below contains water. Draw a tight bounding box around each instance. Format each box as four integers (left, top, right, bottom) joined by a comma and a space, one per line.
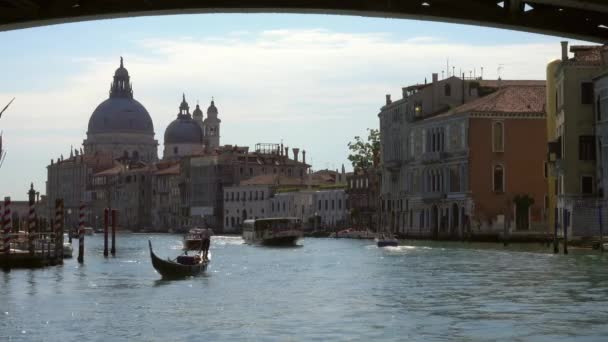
2, 235, 608, 341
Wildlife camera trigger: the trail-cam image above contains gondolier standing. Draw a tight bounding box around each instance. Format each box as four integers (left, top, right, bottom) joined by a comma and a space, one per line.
202, 229, 211, 262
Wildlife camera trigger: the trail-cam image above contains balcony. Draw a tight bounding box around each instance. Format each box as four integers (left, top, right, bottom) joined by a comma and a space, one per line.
421, 191, 446, 202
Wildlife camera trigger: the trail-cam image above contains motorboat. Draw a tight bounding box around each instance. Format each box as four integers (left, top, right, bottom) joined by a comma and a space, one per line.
148, 240, 209, 279
375, 236, 399, 247
183, 228, 213, 250
242, 217, 303, 246
63, 242, 73, 258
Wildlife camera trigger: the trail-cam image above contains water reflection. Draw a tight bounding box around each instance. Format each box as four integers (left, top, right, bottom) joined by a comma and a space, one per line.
1, 235, 608, 341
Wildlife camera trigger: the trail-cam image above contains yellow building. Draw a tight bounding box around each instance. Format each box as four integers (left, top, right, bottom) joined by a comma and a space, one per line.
550, 42, 607, 237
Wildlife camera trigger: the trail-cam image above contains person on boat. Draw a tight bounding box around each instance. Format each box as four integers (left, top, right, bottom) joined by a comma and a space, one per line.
201, 229, 211, 262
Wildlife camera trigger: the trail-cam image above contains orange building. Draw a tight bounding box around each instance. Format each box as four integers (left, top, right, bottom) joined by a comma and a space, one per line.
392, 83, 548, 240
467, 86, 548, 233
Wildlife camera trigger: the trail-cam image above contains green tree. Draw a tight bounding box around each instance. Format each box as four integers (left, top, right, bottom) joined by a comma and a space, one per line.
347, 128, 380, 171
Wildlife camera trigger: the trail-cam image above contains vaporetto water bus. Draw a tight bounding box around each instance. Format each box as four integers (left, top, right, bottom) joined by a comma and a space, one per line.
242, 217, 303, 246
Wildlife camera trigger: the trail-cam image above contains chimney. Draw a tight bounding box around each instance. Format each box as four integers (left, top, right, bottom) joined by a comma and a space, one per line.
284, 146, 289, 158
385, 94, 392, 105
561, 41, 569, 61
432, 73, 438, 83
402, 88, 407, 98
302, 150, 306, 164
292, 148, 300, 162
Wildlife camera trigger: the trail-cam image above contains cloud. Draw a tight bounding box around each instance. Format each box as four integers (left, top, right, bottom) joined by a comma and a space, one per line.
0, 27, 579, 198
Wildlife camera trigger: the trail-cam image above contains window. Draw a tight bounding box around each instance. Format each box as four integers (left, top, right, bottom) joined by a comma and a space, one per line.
544, 161, 548, 178
493, 121, 504, 152
579, 135, 596, 161
581, 82, 594, 104
493, 165, 504, 193
249, 168, 253, 175
173, 147, 178, 155
318, 200, 321, 210
325, 200, 328, 210
338, 199, 342, 209
331, 200, 335, 210
444, 84, 451, 97
582, 176, 593, 194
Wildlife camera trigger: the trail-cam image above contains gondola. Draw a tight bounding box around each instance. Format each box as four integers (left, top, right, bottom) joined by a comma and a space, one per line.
148, 240, 209, 279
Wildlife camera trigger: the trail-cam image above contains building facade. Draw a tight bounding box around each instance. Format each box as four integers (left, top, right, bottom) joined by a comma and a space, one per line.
379, 71, 548, 239
549, 42, 608, 238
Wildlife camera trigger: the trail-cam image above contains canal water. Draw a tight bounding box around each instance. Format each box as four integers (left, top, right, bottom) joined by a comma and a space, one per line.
2, 235, 608, 341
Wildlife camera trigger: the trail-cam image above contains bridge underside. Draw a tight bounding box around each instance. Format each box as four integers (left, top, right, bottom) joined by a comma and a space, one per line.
0, 0, 607, 42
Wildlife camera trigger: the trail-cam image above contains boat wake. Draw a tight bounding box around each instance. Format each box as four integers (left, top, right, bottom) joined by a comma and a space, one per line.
212, 236, 244, 246
369, 244, 433, 252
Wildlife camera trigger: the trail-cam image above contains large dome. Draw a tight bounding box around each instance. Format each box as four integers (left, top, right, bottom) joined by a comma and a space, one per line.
87, 57, 154, 135
88, 97, 154, 134
164, 116, 203, 144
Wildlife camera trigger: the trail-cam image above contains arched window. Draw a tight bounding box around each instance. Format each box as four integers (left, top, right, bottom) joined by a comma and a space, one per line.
493, 165, 504, 192
132, 151, 139, 160
174, 146, 179, 155
493, 121, 504, 152
445, 84, 451, 97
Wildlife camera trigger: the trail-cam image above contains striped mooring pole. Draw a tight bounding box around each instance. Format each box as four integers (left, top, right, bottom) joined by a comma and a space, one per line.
78, 202, 85, 263
54, 199, 64, 262
3, 197, 12, 255
28, 202, 36, 255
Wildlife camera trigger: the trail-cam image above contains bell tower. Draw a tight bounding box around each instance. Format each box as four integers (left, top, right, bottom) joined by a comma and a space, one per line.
203, 97, 221, 149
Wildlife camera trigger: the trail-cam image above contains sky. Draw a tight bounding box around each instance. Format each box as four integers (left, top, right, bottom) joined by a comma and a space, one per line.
0, 13, 589, 200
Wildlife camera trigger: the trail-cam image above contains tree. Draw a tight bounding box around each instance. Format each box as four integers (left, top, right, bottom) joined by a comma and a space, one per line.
347, 128, 380, 171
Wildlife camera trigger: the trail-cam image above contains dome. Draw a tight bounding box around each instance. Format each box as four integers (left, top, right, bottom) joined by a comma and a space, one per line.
192, 104, 203, 119
207, 99, 218, 117
87, 97, 154, 134
164, 115, 203, 144
87, 57, 153, 135
164, 94, 203, 144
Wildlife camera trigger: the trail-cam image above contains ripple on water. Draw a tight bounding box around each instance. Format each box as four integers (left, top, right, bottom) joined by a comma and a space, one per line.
2, 236, 608, 340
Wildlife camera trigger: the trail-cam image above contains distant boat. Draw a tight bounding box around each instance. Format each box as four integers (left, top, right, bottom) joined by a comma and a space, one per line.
375, 236, 399, 248
148, 240, 209, 279
84, 227, 95, 236
183, 228, 213, 250
63, 242, 73, 258
242, 217, 303, 246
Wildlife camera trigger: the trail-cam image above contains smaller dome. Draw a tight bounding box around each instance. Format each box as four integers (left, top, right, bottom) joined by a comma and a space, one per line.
207, 99, 218, 117
164, 117, 203, 144
193, 104, 203, 119
114, 57, 129, 77
164, 95, 203, 144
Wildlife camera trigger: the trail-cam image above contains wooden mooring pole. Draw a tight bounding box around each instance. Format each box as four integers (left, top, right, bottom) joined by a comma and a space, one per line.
54, 199, 64, 264
563, 210, 568, 255
599, 202, 604, 253
103, 208, 109, 257
78, 202, 85, 263
111, 209, 116, 256
553, 207, 559, 254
